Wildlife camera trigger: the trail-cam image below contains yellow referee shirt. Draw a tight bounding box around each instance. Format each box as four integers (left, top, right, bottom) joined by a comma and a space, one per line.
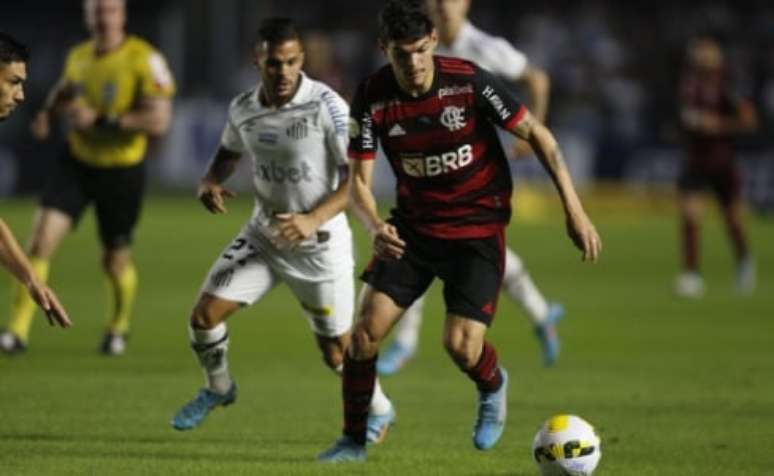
62, 36, 175, 168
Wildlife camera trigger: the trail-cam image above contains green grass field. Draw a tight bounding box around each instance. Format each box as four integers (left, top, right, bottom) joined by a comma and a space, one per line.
1, 195, 772, 475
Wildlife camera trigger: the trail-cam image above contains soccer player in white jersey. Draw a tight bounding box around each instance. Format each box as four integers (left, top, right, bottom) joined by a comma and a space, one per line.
170, 18, 395, 441
376, 0, 562, 375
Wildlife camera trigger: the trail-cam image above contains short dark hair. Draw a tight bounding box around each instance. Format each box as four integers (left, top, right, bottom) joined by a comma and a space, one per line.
378, 0, 434, 44
0, 32, 30, 65
256, 17, 301, 46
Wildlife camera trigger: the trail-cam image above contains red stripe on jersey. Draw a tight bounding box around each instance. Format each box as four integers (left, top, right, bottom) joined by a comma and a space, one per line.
349, 150, 376, 161
372, 94, 473, 125
438, 57, 475, 75
504, 105, 527, 131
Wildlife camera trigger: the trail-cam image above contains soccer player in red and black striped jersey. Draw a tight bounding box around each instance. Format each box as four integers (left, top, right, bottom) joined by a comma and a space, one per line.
318, 0, 600, 462
674, 34, 758, 298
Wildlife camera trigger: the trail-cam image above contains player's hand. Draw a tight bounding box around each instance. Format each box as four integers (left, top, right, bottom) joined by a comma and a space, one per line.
67, 103, 99, 131
26, 280, 72, 328
197, 181, 236, 214
371, 222, 406, 260
30, 110, 51, 141
565, 211, 601, 263
274, 213, 320, 244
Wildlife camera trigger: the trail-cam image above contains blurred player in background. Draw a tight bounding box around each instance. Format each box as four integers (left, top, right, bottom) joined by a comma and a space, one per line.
0, 33, 71, 338
170, 18, 395, 443
319, 0, 600, 462
675, 34, 758, 298
0, 0, 175, 355
376, 0, 561, 375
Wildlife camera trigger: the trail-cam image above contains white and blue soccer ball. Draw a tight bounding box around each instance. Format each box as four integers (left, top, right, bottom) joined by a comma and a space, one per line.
532, 414, 601, 476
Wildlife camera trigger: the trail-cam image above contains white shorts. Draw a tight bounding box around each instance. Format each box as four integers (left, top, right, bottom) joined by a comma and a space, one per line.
200, 232, 355, 337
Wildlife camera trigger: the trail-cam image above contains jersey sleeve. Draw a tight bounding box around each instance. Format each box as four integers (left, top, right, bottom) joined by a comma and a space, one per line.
220, 109, 245, 154
137, 48, 176, 99
348, 81, 378, 161
319, 87, 351, 167
473, 65, 527, 130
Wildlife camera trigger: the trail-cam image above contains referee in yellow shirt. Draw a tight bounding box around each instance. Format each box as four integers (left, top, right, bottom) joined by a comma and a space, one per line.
0, 0, 175, 355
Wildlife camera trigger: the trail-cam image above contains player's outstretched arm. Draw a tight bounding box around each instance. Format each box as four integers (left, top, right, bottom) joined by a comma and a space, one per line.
0, 219, 71, 327
198, 146, 241, 214
509, 111, 602, 262
348, 159, 405, 260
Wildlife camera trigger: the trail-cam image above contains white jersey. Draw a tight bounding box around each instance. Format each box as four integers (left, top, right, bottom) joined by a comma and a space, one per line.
220, 73, 353, 280
436, 21, 528, 80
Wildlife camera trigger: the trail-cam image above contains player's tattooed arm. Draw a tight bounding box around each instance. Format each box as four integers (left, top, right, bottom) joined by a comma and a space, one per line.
510, 112, 602, 262
198, 147, 241, 214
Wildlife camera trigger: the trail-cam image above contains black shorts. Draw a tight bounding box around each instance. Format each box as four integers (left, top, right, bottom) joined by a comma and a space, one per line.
678, 161, 741, 206
40, 149, 146, 248
360, 217, 505, 325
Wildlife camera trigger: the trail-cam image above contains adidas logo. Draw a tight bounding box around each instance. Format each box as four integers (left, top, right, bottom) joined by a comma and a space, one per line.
388, 123, 406, 137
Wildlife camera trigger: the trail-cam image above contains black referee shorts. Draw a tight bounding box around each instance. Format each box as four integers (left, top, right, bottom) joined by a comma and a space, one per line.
360, 216, 506, 326
40, 149, 146, 249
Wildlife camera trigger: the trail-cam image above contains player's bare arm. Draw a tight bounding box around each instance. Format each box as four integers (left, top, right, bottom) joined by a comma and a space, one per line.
511, 66, 550, 158
348, 159, 405, 260
0, 219, 71, 328
275, 167, 350, 244
117, 96, 173, 136
198, 146, 241, 214
510, 110, 602, 262
517, 66, 550, 123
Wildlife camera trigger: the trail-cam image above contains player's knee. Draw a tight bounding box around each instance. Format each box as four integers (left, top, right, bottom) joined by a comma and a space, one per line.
443, 336, 478, 369
190, 300, 221, 330
350, 323, 379, 360
102, 251, 131, 277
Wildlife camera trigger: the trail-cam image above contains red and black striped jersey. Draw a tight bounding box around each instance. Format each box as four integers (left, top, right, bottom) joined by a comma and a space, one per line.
349, 56, 526, 239
680, 70, 738, 165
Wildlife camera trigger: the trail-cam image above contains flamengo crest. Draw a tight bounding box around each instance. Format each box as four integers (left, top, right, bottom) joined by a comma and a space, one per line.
440, 106, 466, 132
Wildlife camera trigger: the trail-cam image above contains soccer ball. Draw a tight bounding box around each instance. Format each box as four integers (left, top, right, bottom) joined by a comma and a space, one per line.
532, 414, 601, 476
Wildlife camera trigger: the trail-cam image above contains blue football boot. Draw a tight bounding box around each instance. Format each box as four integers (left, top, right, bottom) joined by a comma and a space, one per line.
376, 341, 416, 376
317, 435, 367, 463
171, 384, 237, 431
535, 303, 563, 367
366, 405, 396, 444
473, 368, 508, 450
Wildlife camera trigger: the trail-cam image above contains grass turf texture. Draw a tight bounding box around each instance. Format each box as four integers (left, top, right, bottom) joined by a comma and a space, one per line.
1, 194, 772, 475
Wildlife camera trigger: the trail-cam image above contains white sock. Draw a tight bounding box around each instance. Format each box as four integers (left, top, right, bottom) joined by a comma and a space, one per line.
189, 323, 233, 395
370, 378, 393, 415
503, 248, 549, 325
333, 363, 392, 416
391, 298, 424, 351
